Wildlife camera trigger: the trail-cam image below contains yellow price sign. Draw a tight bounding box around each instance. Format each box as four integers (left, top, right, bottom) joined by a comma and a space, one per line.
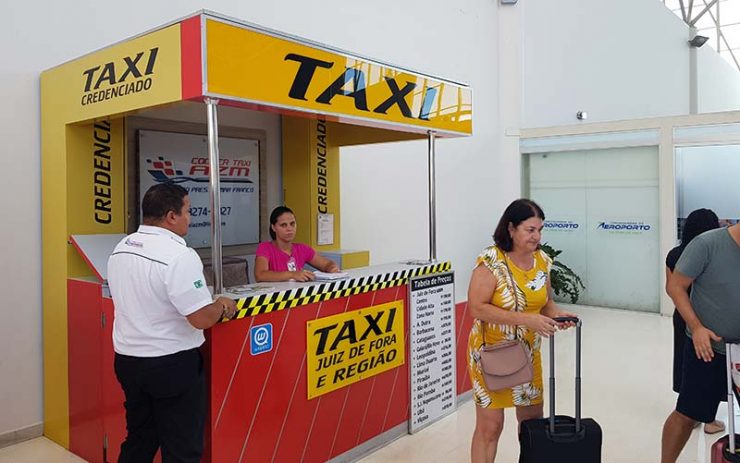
306, 300, 405, 399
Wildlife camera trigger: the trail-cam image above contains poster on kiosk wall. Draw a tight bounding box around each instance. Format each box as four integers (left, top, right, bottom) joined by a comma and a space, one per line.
138, 130, 260, 248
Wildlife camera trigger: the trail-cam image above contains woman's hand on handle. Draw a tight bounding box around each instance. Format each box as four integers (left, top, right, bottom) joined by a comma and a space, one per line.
540, 302, 578, 331
523, 313, 558, 337
551, 310, 579, 330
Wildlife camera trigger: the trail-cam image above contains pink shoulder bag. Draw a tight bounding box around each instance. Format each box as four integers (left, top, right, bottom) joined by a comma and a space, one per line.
478, 256, 533, 392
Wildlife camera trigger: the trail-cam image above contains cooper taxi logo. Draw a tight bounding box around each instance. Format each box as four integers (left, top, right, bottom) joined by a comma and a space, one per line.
80, 48, 159, 106
145, 156, 254, 184
284, 53, 439, 121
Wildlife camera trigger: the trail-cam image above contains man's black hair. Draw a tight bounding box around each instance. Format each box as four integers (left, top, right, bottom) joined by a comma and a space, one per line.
142, 183, 188, 221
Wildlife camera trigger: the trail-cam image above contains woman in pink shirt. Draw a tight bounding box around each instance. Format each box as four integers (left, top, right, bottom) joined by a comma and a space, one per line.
254, 206, 340, 282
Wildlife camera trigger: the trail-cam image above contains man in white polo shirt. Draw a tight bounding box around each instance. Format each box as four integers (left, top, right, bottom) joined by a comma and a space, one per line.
107, 183, 237, 463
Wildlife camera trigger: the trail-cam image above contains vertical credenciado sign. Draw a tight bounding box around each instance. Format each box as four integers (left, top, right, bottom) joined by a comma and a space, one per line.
306, 300, 405, 399
409, 272, 456, 433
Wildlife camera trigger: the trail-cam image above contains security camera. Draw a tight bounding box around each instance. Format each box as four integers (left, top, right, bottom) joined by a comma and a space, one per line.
688, 35, 709, 48
576, 111, 588, 120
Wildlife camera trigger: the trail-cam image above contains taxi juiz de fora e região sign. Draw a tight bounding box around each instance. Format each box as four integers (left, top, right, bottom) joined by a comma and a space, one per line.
306, 301, 405, 399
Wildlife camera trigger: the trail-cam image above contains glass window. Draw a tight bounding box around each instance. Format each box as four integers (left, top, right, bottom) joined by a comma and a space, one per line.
528, 146, 660, 312
676, 144, 740, 227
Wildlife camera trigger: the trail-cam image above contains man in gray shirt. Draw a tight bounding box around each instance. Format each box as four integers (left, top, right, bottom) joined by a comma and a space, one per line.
661, 223, 740, 463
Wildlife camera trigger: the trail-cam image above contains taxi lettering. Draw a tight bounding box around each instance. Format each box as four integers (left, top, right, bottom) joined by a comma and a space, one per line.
82, 48, 159, 92
284, 53, 438, 121
312, 306, 398, 355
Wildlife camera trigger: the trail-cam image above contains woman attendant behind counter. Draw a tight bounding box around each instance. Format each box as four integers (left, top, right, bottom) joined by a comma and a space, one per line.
254, 206, 340, 282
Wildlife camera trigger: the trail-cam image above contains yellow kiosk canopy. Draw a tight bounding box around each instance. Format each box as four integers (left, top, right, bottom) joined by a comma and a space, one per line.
203, 17, 472, 136
43, 11, 472, 134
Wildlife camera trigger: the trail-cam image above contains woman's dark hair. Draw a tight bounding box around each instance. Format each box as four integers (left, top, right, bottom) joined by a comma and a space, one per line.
493, 199, 546, 252
680, 208, 719, 249
269, 206, 294, 240
142, 183, 188, 221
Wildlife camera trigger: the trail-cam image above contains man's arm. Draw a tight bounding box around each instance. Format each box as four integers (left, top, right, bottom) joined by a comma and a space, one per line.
186, 296, 237, 330
166, 251, 237, 329
667, 270, 720, 361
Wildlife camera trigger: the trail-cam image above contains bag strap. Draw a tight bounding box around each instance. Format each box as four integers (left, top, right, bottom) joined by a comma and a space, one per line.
480, 251, 521, 347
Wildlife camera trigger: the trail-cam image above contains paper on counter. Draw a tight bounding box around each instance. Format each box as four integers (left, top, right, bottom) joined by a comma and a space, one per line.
313, 271, 349, 281
227, 284, 276, 295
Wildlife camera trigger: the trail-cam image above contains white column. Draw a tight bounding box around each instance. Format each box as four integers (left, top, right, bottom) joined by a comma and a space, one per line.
205, 98, 224, 294
498, 1, 524, 195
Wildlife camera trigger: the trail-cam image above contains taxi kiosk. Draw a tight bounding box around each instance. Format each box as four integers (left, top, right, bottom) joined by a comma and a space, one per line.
41, 11, 473, 462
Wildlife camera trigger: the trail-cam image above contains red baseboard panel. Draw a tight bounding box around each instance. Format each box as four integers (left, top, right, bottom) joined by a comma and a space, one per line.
68, 279, 104, 463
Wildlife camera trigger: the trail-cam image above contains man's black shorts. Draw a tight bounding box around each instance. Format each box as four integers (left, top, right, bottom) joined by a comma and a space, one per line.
676, 340, 727, 423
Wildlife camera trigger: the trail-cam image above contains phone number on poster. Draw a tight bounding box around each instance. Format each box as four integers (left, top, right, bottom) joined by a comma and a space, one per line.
189, 206, 232, 217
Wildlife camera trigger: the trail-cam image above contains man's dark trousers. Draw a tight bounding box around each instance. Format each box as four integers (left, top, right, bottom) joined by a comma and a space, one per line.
114, 348, 205, 463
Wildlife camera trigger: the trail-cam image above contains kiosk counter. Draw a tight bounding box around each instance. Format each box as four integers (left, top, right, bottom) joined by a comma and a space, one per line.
67, 253, 469, 462
209, 261, 450, 462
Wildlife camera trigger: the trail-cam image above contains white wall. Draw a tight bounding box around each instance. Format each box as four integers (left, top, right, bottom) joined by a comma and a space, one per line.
521, 0, 740, 128
522, 0, 692, 127
340, 1, 505, 298
698, 48, 740, 114
2, 0, 510, 437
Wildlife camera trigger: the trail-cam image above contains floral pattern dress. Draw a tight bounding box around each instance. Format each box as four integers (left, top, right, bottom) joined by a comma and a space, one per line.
467, 245, 553, 409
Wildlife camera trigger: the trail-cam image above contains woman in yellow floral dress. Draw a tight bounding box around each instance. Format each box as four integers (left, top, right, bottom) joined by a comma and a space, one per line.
467, 199, 577, 462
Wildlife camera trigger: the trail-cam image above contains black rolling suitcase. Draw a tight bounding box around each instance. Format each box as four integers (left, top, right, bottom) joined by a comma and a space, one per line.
519, 317, 602, 462
710, 340, 740, 462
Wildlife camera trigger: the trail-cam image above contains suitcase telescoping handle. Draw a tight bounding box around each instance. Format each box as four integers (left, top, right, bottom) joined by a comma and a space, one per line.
550, 317, 582, 436
725, 339, 740, 457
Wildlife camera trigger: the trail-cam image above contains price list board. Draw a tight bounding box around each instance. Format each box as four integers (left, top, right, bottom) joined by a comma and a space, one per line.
409, 271, 456, 433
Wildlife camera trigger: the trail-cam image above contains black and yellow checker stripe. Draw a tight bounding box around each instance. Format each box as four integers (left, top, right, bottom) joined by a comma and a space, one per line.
231, 262, 451, 319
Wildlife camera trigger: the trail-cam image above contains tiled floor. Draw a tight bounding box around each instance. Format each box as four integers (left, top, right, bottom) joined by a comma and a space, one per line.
1, 306, 735, 462
356, 305, 736, 463
0, 437, 85, 462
